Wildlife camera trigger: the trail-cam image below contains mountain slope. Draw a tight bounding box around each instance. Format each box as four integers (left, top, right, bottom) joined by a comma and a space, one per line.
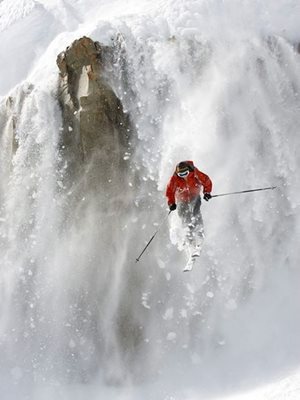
0, 1, 300, 399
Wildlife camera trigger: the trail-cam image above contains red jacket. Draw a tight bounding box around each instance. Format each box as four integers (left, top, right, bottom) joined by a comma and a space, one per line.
166, 161, 212, 205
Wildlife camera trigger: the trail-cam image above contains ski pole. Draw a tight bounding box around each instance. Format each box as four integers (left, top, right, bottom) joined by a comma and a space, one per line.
211, 186, 277, 198
136, 211, 171, 263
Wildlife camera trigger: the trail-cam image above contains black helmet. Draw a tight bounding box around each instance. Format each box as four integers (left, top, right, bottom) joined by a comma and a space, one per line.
176, 161, 191, 178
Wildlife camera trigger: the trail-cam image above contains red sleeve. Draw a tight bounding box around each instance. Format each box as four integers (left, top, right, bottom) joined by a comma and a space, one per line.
166, 175, 177, 205
195, 168, 212, 193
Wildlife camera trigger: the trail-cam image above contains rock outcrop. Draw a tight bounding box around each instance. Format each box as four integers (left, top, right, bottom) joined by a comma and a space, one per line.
56, 36, 132, 196
56, 37, 141, 384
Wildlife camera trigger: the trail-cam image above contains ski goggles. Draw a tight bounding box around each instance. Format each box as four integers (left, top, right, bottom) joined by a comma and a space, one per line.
177, 169, 189, 178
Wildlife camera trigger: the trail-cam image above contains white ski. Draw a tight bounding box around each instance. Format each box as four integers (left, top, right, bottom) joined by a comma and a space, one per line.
183, 253, 200, 272
182, 231, 204, 272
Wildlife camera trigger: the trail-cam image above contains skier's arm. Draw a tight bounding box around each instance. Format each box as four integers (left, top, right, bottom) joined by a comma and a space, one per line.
195, 169, 212, 193
166, 175, 177, 205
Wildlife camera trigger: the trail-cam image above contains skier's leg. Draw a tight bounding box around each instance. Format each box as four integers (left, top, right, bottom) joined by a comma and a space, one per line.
192, 196, 204, 246
177, 202, 190, 226
177, 201, 193, 244
181, 197, 196, 246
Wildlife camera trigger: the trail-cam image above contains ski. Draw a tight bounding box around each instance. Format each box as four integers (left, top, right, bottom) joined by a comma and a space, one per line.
183, 253, 200, 272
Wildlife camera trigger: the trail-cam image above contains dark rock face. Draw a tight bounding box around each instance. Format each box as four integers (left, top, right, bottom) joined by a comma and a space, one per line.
0, 96, 17, 161
0, 36, 140, 385
56, 37, 142, 384
56, 36, 132, 195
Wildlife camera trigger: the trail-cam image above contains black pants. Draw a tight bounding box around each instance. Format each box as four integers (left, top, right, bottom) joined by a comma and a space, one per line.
177, 196, 204, 244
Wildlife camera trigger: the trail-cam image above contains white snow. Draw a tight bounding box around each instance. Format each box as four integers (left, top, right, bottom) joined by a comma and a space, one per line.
166, 332, 177, 341
0, 0, 300, 399
163, 307, 174, 320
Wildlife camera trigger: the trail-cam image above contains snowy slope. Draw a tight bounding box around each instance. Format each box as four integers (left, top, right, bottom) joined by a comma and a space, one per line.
0, 1, 300, 399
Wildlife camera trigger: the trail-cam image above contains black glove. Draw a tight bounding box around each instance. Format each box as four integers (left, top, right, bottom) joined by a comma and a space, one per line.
169, 203, 177, 211
203, 193, 212, 201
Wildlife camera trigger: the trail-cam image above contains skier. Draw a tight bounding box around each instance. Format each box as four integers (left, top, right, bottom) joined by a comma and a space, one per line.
166, 160, 212, 246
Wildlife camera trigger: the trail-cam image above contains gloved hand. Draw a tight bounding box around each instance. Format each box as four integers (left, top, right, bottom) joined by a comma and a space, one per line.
169, 203, 177, 211
203, 193, 212, 201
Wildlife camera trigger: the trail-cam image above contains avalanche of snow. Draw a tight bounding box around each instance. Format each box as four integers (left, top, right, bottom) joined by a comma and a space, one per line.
0, 0, 300, 399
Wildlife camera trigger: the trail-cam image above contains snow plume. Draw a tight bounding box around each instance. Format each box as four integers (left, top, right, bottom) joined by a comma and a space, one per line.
1, 0, 300, 399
